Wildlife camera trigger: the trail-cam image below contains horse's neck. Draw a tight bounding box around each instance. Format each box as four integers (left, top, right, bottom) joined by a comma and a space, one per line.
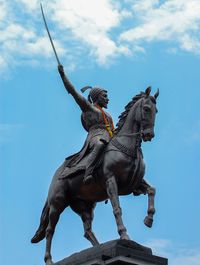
116, 105, 140, 149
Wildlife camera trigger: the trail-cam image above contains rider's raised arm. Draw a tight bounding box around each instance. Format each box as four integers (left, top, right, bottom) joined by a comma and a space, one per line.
58, 65, 90, 112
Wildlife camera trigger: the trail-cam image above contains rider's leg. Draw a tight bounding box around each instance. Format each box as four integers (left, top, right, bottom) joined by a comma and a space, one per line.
83, 139, 106, 184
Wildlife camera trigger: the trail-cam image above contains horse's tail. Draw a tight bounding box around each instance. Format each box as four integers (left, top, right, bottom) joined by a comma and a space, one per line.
31, 200, 49, 243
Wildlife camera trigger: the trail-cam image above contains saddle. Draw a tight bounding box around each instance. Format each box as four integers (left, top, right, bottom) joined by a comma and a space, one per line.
58, 141, 108, 180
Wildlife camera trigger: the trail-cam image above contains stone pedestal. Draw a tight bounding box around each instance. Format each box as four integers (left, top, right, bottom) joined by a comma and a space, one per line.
55, 240, 168, 265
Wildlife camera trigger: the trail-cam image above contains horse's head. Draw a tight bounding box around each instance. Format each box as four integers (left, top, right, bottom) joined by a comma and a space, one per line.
136, 87, 159, 142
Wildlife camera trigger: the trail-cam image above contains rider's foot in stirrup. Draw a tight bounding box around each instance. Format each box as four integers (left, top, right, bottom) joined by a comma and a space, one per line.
83, 174, 93, 184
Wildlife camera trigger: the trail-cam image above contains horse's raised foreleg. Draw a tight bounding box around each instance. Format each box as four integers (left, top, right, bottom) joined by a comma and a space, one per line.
144, 186, 156, 228
106, 176, 130, 240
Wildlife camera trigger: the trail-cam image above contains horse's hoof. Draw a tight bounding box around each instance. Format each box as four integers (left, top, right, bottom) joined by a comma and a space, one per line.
120, 233, 130, 240
144, 216, 153, 228
46, 260, 54, 265
45, 256, 54, 265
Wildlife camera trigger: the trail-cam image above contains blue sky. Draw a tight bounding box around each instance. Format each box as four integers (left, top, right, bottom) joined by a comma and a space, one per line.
1, 1, 200, 265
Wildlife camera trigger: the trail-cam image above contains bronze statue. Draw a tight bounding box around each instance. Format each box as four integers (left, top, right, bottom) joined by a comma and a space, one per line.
31, 79, 159, 264
31, 6, 159, 265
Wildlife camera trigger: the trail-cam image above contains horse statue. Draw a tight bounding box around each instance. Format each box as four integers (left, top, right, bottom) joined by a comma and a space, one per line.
31, 86, 159, 265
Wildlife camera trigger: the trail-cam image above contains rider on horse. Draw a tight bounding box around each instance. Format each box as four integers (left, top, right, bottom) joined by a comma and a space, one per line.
58, 65, 115, 184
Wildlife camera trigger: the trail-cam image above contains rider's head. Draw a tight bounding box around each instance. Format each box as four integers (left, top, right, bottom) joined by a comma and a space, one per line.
81, 86, 109, 108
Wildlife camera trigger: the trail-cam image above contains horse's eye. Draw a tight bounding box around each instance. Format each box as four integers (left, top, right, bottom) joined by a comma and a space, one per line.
143, 105, 151, 112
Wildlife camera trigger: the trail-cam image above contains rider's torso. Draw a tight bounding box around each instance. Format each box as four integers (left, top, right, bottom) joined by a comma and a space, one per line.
81, 105, 113, 138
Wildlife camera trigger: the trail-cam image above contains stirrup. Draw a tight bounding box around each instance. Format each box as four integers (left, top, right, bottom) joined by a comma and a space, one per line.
83, 174, 93, 184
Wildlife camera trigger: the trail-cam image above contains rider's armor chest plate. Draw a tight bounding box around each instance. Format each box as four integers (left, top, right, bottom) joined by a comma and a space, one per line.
81, 106, 113, 133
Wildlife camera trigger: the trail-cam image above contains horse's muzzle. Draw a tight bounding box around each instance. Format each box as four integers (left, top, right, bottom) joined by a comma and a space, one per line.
142, 128, 155, 142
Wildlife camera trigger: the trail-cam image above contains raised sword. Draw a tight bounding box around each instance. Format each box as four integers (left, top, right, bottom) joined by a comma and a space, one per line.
40, 3, 61, 66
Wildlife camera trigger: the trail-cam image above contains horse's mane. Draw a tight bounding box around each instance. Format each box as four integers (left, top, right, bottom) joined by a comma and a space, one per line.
115, 91, 146, 133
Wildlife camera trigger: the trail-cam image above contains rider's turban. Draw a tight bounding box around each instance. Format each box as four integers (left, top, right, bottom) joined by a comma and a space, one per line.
81, 86, 107, 103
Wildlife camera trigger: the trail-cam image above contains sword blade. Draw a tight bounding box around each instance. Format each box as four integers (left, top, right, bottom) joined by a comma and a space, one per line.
40, 3, 61, 65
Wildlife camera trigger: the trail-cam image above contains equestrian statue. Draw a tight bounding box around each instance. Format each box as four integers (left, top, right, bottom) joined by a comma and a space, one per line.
31, 5, 159, 265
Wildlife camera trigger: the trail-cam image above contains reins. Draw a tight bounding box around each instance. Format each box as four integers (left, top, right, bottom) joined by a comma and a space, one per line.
116, 131, 142, 137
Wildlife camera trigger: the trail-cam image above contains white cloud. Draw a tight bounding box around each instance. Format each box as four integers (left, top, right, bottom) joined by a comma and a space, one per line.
120, 0, 200, 55
0, 56, 6, 69
180, 34, 200, 53
1, 0, 200, 71
145, 238, 171, 257
16, 0, 39, 11
144, 239, 200, 265
49, 0, 130, 64
0, 0, 130, 71
0, 1, 65, 71
0, 1, 7, 21
0, 24, 35, 42
132, 0, 160, 12
144, 238, 200, 265
172, 250, 200, 265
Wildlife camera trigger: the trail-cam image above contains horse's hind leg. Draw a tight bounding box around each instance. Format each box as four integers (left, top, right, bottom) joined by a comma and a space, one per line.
144, 186, 156, 228
106, 176, 130, 240
45, 202, 67, 265
71, 200, 99, 246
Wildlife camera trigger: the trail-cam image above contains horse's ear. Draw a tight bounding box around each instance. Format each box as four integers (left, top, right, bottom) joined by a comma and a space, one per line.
145, 86, 151, 96
154, 89, 159, 100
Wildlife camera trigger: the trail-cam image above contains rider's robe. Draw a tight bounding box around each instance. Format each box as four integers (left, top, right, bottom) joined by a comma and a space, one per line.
59, 108, 114, 178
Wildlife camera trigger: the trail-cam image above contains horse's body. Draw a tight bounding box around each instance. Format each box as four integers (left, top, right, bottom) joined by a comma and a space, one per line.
31, 87, 159, 265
